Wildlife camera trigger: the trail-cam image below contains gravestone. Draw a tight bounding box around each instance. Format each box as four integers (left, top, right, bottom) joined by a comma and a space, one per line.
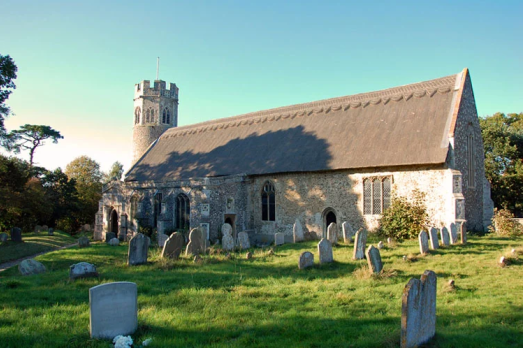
199, 227, 209, 253
460, 222, 467, 244
246, 251, 253, 260
449, 223, 458, 244
42, 225, 49, 232
0, 233, 8, 242
401, 270, 437, 348
418, 230, 429, 255
387, 237, 392, 244
327, 222, 338, 244
238, 231, 251, 250
317, 238, 333, 264
161, 232, 184, 259
128, 233, 149, 265
377, 241, 384, 250
18, 259, 46, 276
78, 236, 90, 248
89, 282, 137, 339
70, 262, 98, 280
221, 223, 234, 251
105, 232, 116, 243
10, 227, 22, 242
366, 245, 383, 273
274, 232, 285, 246
352, 229, 367, 260
109, 238, 120, 246
428, 228, 439, 249
293, 219, 304, 243
440, 227, 450, 246
342, 221, 355, 243
158, 233, 168, 248
83, 224, 91, 231
34, 225, 42, 233
186, 228, 203, 256
298, 251, 314, 269
48, 228, 54, 236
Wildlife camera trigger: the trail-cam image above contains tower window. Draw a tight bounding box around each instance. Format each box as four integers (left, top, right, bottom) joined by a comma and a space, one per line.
145, 109, 150, 123
261, 181, 275, 221
363, 177, 392, 215
134, 107, 141, 124
162, 108, 171, 124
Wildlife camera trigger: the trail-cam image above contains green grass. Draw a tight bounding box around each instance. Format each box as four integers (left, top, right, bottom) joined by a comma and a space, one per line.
0, 234, 522, 348
0, 231, 78, 263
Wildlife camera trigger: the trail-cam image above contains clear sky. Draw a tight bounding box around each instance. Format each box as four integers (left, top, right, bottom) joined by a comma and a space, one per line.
1, 0, 522, 173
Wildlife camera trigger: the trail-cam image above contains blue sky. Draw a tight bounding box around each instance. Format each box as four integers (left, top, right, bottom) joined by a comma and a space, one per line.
1, 0, 522, 172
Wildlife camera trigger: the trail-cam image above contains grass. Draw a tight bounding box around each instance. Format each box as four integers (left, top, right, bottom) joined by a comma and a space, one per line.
0, 231, 78, 264
0, 234, 522, 347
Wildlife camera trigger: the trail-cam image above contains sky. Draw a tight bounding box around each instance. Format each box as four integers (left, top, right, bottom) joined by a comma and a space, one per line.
1, 0, 522, 173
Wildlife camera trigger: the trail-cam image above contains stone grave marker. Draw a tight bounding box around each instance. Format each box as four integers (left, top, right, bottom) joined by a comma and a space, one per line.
89, 282, 137, 339
221, 223, 234, 251
0, 232, 8, 242
238, 231, 251, 250
18, 259, 46, 276
161, 232, 184, 259
293, 219, 304, 243
377, 241, 384, 250
274, 232, 285, 246
70, 262, 98, 280
401, 270, 437, 348
157, 233, 168, 248
327, 222, 338, 244
342, 221, 354, 243
48, 228, 54, 236
186, 228, 203, 256
10, 227, 22, 242
78, 236, 90, 248
428, 227, 439, 249
387, 237, 393, 244
128, 233, 149, 265
460, 222, 467, 244
34, 225, 42, 233
42, 225, 49, 232
365, 245, 383, 273
108, 238, 120, 246
199, 227, 209, 253
318, 238, 333, 264
105, 232, 116, 243
298, 251, 314, 269
449, 223, 458, 244
419, 230, 429, 254
353, 229, 367, 260
83, 224, 91, 231
440, 227, 450, 246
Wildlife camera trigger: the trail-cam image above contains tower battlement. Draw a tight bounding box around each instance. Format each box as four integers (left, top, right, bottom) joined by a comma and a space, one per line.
135, 80, 179, 99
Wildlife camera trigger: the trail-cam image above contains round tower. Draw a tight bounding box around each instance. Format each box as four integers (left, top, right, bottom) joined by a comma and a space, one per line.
132, 80, 179, 163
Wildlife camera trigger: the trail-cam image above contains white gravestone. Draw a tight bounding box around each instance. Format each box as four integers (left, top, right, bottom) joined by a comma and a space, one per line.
449, 223, 458, 244
440, 227, 450, 246
401, 270, 437, 348
237, 231, 251, 250
327, 222, 338, 245
418, 230, 429, 255
342, 221, 355, 243
428, 227, 439, 249
353, 229, 367, 260
89, 282, 138, 339
318, 238, 333, 264
293, 219, 304, 243
366, 245, 383, 273
221, 223, 234, 251
274, 232, 285, 246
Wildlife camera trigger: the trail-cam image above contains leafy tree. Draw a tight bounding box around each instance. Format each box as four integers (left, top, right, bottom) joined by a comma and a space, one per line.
0, 155, 28, 230
0, 54, 17, 147
9, 124, 63, 166
480, 112, 523, 215
41, 168, 79, 227
103, 161, 124, 183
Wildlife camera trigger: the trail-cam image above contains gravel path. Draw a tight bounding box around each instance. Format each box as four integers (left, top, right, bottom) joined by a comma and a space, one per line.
0, 243, 77, 272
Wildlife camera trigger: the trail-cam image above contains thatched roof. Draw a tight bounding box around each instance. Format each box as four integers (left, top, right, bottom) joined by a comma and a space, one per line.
126, 69, 468, 182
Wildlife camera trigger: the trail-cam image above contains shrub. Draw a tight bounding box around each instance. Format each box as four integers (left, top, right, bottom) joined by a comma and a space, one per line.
378, 190, 429, 241
489, 208, 523, 237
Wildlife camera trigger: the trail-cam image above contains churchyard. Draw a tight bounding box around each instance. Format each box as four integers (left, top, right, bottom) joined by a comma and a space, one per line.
0, 232, 522, 347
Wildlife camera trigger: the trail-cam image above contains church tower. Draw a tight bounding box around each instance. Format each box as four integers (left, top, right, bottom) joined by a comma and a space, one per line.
132, 80, 179, 163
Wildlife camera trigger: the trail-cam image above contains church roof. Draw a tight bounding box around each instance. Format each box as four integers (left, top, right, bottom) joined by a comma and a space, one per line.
126, 69, 468, 182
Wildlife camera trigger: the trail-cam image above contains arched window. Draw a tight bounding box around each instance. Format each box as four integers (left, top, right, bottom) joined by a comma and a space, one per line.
162, 109, 167, 124
166, 109, 170, 124
363, 177, 392, 215
145, 109, 150, 123
134, 107, 141, 124
153, 192, 163, 228
176, 193, 190, 230
261, 182, 275, 221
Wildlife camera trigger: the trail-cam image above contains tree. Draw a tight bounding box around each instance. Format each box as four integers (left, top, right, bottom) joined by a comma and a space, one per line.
103, 161, 124, 183
0, 54, 17, 147
480, 112, 523, 216
41, 168, 79, 228
9, 124, 63, 166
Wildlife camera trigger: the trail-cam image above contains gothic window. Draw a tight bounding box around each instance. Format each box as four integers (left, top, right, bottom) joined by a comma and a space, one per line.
134, 107, 141, 124
261, 181, 275, 221
363, 177, 392, 215
467, 134, 475, 188
145, 109, 150, 123
166, 109, 170, 124
176, 193, 190, 231
162, 108, 171, 124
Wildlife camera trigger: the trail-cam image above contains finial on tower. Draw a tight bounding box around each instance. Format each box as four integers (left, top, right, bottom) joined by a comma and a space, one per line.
156, 57, 159, 80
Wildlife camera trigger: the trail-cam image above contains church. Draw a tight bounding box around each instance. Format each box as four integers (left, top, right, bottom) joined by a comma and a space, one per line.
94, 68, 494, 244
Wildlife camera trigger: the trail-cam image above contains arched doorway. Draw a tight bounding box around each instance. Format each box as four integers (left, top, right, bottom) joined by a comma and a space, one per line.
322, 208, 337, 238
110, 209, 119, 234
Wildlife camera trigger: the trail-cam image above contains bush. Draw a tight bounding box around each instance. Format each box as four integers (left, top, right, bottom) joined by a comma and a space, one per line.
489, 208, 523, 237
378, 190, 429, 241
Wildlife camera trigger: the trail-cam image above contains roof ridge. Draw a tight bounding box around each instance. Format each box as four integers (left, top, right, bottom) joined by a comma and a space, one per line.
161, 72, 458, 139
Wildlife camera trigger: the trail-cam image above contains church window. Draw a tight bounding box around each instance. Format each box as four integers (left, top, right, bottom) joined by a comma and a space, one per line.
130, 196, 139, 220
363, 177, 392, 215
145, 109, 150, 123
162, 108, 170, 124
467, 134, 475, 188
150, 109, 155, 123
134, 107, 141, 124
176, 193, 190, 231
261, 181, 275, 221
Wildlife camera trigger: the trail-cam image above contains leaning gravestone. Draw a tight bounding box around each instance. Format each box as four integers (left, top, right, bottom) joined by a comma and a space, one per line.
89, 282, 137, 339
298, 251, 314, 269
10, 227, 22, 242
419, 230, 429, 255
318, 238, 333, 264
449, 223, 458, 244
274, 232, 285, 246
353, 229, 367, 260
158, 233, 168, 248
460, 222, 467, 244
428, 227, 439, 249
105, 232, 116, 243
342, 221, 354, 243
366, 245, 383, 273
221, 223, 234, 251
78, 236, 90, 248
440, 227, 450, 246
108, 238, 120, 246
327, 222, 338, 245
18, 259, 46, 276
70, 262, 98, 280
161, 232, 184, 259
293, 219, 304, 243
48, 228, 54, 236
128, 233, 149, 265
0, 232, 8, 242
186, 228, 203, 256
401, 270, 437, 348
238, 231, 251, 250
